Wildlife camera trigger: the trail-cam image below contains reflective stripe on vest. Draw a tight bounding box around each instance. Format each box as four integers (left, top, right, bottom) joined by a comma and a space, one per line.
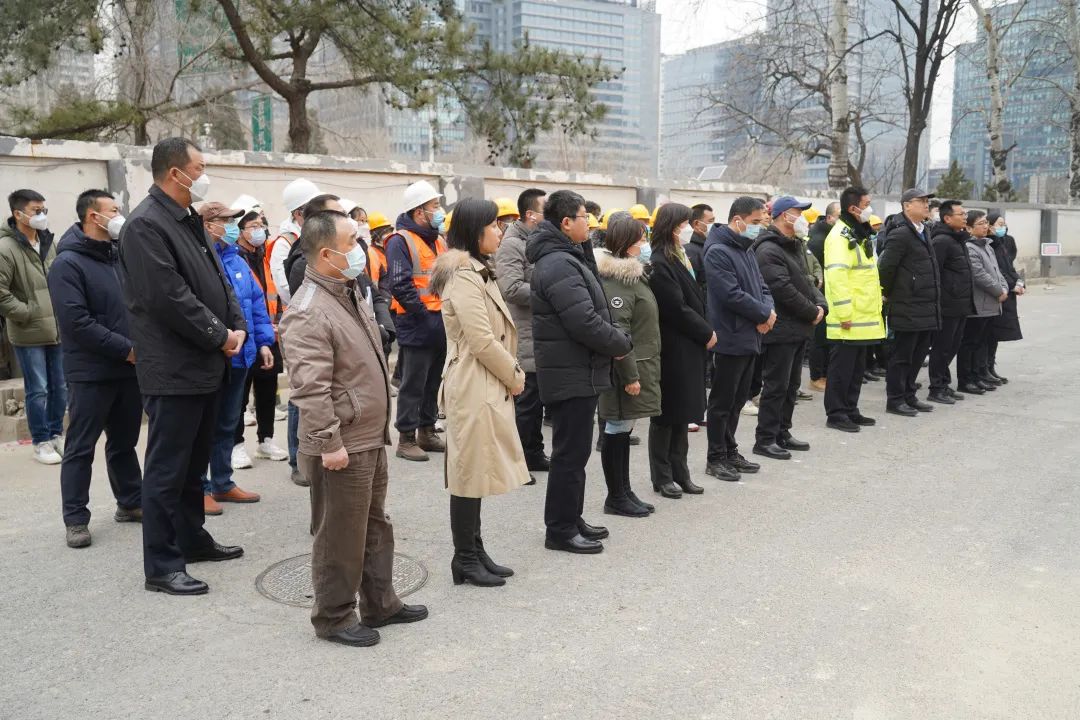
389, 229, 446, 314
368, 245, 388, 285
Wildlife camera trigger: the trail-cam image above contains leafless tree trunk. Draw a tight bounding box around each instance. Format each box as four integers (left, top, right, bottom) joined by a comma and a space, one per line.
969, 0, 1014, 197
1063, 0, 1080, 203
827, 0, 851, 189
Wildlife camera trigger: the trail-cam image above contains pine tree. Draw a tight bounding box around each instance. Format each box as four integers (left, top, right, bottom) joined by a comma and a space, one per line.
936, 160, 975, 200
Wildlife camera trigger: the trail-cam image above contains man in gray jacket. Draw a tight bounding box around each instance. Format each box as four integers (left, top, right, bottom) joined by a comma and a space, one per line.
495, 188, 548, 474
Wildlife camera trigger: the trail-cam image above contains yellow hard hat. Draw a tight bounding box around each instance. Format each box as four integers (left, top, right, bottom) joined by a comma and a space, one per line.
587, 213, 599, 230
368, 211, 391, 231
600, 208, 622, 230
802, 207, 822, 223
442, 210, 453, 232
629, 203, 651, 223
494, 197, 519, 220
869, 214, 883, 227
650, 205, 665, 227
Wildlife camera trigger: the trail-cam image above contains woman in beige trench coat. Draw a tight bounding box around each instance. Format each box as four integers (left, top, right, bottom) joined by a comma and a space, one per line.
431, 198, 529, 588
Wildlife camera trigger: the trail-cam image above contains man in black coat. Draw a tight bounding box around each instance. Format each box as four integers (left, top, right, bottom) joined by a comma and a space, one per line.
806, 202, 838, 387
685, 203, 714, 297
119, 138, 246, 595
927, 200, 975, 403
528, 190, 632, 555
751, 197, 827, 460
47, 190, 142, 550
877, 188, 942, 417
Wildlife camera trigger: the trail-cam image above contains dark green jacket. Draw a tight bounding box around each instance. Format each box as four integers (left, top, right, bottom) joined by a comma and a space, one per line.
0, 219, 59, 346
596, 250, 661, 421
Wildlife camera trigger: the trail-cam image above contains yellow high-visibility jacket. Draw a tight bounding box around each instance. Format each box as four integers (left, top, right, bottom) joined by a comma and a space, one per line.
823, 218, 886, 342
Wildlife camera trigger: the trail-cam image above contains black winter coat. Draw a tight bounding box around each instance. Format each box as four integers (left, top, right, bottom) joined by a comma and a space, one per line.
527, 221, 632, 405
878, 215, 941, 332
649, 249, 712, 424
807, 217, 831, 267
684, 231, 708, 297
118, 185, 246, 395
703, 224, 773, 356
930, 224, 976, 319
991, 235, 1023, 342
753, 227, 827, 345
47, 225, 136, 383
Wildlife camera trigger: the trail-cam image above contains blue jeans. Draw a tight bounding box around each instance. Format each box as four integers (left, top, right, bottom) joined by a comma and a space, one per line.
287, 401, 299, 469
14, 344, 67, 444
604, 419, 635, 434
202, 367, 248, 495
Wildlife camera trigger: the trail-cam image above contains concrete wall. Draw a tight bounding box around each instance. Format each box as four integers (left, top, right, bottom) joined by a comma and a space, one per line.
1, 136, 1077, 276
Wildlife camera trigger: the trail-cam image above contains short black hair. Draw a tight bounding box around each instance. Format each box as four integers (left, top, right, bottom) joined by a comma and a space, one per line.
151, 137, 200, 181
76, 189, 113, 223
939, 200, 964, 220
690, 203, 713, 224
446, 197, 499, 260
8, 189, 45, 213
840, 186, 869, 214
348, 207, 366, 221
544, 190, 585, 226
727, 196, 765, 222
303, 194, 341, 220
517, 188, 546, 218
965, 209, 987, 228
584, 200, 602, 218
653, 203, 692, 259
929, 199, 942, 210
240, 211, 262, 229
604, 212, 643, 257
300, 210, 349, 262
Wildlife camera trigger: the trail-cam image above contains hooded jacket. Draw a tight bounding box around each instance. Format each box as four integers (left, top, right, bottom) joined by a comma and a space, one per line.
877, 213, 942, 332
494, 219, 536, 372
929, 223, 976, 318
753, 225, 827, 345
703, 224, 773, 356
0, 218, 58, 346
526, 221, 632, 405
47, 224, 135, 382
966, 235, 1007, 318
385, 213, 446, 347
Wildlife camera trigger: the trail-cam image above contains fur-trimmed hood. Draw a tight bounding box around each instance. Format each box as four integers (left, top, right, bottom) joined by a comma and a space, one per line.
431, 248, 493, 295
595, 248, 645, 284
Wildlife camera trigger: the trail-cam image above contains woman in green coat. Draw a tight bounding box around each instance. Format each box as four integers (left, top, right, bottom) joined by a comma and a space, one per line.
596, 213, 661, 519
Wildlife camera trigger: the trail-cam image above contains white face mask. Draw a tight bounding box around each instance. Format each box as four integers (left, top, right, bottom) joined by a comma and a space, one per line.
178, 169, 210, 202
103, 214, 126, 240
21, 210, 49, 231
677, 224, 694, 245
858, 206, 874, 224
357, 222, 371, 242
793, 215, 810, 238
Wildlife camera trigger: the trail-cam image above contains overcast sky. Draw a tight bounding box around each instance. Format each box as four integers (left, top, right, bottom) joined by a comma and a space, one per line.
654, 0, 969, 167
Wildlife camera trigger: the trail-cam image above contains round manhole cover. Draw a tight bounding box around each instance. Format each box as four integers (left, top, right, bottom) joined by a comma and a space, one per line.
255, 552, 428, 607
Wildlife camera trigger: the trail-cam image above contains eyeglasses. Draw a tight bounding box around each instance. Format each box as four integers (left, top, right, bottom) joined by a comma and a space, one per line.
574, 214, 588, 221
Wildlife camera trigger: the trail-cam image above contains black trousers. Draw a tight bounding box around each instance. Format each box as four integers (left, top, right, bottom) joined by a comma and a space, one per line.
514, 371, 545, 463
987, 337, 999, 372
886, 330, 933, 406
706, 353, 756, 463
648, 418, 691, 488
809, 322, 830, 381
749, 353, 763, 400
60, 378, 143, 526
544, 394, 597, 541
755, 342, 804, 445
235, 364, 279, 445
141, 392, 219, 578
958, 316, 993, 385
929, 316, 966, 392
395, 343, 445, 432
824, 344, 867, 422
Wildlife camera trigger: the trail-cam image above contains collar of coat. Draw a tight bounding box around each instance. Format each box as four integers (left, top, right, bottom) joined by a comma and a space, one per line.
931, 223, 969, 243
838, 211, 874, 242
303, 265, 356, 297
430, 248, 494, 295
148, 184, 198, 222
595, 248, 645, 284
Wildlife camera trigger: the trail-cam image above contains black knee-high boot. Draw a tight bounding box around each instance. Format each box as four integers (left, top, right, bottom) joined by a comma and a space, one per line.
602, 432, 649, 517
474, 499, 513, 577
450, 495, 504, 587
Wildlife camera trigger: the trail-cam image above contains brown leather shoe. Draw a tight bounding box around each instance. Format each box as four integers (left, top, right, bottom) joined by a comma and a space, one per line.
204, 494, 223, 516
212, 486, 261, 503
810, 378, 827, 391
417, 426, 446, 453
396, 431, 429, 462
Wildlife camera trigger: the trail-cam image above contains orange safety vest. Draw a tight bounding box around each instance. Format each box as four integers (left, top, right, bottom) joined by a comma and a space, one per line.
389, 228, 446, 314
263, 232, 295, 322
367, 244, 388, 285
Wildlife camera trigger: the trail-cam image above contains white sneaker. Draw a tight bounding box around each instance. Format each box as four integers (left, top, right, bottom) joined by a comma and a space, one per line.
243, 410, 256, 426
274, 407, 287, 421
255, 441, 288, 461
50, 434, 65, 455
741, 400, 759, 417
231, 444, 254, 470
34, 442, 62, 465
687, 423, 700, 432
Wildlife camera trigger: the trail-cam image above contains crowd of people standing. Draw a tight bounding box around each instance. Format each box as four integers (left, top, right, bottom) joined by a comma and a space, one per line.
0, 137, 1025, 647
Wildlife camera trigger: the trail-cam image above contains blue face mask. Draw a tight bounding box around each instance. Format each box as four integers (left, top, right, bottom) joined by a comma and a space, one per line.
638, 242, 652, 264
739, 221, 763, 240
250, 228, 268, 246
222, 222, 240, 245
430, 208, 447, 232
993, 226, 1007, 238
330, 245, 368, 279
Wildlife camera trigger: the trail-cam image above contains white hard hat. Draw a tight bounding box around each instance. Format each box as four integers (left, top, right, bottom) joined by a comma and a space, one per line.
282, 178, 321, 212
340, 198, 358, 215
230, 194, 261, 215
402, 180, 442, 214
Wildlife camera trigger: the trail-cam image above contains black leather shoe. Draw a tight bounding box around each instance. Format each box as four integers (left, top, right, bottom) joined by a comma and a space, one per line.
525, 474, 537, 486
978, 372, 1003, 386
886, 403, 919, 417
947, 388, 966, 400
526, 455, 550, 472
753, 442, 791, 460
779, 436, 811, 451
728, 452, 760, 474
869, 366, 888, 377
959, 382, 985, 395
988, 369, 1008, 384
653, 481, 683, 498
863, 371, 880, 381
627, 491, 655, 513
145, 571, 208, 596
850, 414, 877, 426
826, 418, 860, 433
628, 435, 641, 446
577, 521, 609, 540
908, 399, 933, 412
604, 494, 650, 517
977, 379, 997, 391
185, 542, 244, 563
704, 462, 740, 482
796, 389, 813, 401
926, 391, 955, 405
365, 603, 429, 628
545, 534, 603, 554
324, 624, 380, 647
673, 477, 704, 494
